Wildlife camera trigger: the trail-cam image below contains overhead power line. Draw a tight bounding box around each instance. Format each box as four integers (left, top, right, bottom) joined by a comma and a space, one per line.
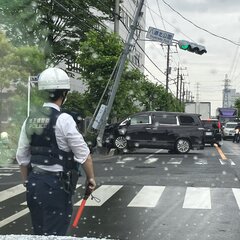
161, 0, 240, 46
52, 0, 105, 32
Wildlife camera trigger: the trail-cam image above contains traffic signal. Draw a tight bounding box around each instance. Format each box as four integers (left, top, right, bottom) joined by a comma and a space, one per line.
178, 40, 207, 55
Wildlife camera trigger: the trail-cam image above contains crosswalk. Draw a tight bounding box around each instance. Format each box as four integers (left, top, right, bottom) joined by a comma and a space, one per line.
0, 165, 19, 177
117, 155, 238, 166
1, 183, 240, 228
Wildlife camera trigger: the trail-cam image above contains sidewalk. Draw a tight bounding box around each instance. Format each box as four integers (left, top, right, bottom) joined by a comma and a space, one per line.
91, 147, 116, 161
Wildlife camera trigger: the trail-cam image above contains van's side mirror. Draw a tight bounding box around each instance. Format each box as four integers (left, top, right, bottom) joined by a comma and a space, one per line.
126, 119, 131, 126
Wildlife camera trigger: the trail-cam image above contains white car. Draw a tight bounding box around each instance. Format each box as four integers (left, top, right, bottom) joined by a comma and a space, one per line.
222, 122, 238, 139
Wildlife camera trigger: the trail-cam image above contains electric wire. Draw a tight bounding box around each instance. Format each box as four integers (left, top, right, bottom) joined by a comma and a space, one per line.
161, 0, 240, 46
145, 0, 165, 57
53, 0, 179, 98
155, 0, 166, 30
118, 17, 167, 77
52, 0, 105, 32
144, 2, 195, 42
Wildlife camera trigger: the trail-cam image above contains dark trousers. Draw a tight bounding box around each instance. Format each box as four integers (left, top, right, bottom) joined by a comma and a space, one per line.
233, 134, 240, 143
26, 171, 73, 235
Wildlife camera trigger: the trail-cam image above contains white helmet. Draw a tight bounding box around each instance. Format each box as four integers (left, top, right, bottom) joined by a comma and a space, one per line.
38, 67, 70, 90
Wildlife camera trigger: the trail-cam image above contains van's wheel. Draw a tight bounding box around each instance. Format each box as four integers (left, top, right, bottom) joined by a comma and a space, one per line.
175, 138, 191, 154
114, 136, 127, 150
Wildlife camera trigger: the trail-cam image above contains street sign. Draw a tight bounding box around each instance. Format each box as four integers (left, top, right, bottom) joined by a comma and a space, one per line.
146, 27, 174, 45
92, 104, 107, 130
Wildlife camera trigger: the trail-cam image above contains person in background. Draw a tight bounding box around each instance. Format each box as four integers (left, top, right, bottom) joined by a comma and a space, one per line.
233, 123, 240, 143
16, 67, 96, 236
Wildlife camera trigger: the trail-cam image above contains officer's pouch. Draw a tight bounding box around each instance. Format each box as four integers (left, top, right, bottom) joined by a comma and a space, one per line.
61, 170, 79, 194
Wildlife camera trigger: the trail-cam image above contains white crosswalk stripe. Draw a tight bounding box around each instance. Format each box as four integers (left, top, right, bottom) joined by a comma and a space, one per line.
127, 186, 165, 207
183, 187, 211, 209
167, 158, 183, 164
232, 188, 240, 209
0, 208, 29, 228
2, 184, 240, 228
0, 173, 13, 176
74, 185, 123, 206
0, 184, 26, 202
144, 157, 159, 164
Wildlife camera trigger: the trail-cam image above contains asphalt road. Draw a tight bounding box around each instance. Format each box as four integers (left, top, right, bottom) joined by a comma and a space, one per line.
1, 140, 240, 240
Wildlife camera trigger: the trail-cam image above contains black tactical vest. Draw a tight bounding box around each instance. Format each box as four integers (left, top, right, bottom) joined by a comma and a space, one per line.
26, 107, 76, 172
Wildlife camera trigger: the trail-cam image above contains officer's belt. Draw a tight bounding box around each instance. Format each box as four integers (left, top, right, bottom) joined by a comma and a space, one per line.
32, 166, 63, 176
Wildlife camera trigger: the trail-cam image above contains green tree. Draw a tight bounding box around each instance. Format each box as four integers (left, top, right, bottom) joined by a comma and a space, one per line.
235, 98, 240, 118
0, 0, 114, 66
76, 29, 183, 121
76, 30, 148, 120
0, 32, 45, 157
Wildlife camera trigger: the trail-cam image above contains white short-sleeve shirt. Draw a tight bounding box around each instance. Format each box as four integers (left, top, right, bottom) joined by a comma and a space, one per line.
16, 103, 90, 172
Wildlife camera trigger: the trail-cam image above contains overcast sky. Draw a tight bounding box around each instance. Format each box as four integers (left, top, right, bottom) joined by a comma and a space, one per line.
144, 0, 240, 115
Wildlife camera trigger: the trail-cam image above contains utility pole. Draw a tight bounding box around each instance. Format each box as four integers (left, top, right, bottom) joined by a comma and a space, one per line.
182, 82, 185, 102
166, 44, 170, 93
96, 0, 145, 146
114, 0, 120, 34
175, 65, 187, 101
222, 74, 231, 107
179, 74, 183, 103
176, 66, 179, 100
196, 82, 200, 114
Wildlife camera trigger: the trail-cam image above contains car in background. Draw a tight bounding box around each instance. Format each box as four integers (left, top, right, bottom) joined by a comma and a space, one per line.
103, 111, 205, 154
201, 119, 222, 147
222, 121, 239, 140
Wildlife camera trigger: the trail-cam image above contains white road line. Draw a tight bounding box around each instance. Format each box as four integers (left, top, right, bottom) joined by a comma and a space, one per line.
0, 208, 29, 228
144, 157, 158, 164
229, 159, 236, 165
167, 158, 183, 164
116, 157, 136, 164
0, 166, 19, 170
194, 158, 208, 165
183, 187, 211, 209
219, 159, 226, 165
219, 159, 236, 165
0, 184, 26, 202
74, 185, 123, 207
145, 149, 163, 159
0, 173, 12, 176
127, 186, 165, 208
232, 188, 240, 209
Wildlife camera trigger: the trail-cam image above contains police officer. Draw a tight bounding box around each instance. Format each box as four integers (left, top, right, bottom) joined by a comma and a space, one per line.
16, 67, 96, 236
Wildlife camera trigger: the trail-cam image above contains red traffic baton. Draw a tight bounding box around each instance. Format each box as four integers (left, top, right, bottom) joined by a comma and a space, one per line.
72, 186, 92, 228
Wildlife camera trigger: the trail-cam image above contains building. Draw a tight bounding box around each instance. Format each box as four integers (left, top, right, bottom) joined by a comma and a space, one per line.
222, 88, 240, 108
66, 0, 146, 92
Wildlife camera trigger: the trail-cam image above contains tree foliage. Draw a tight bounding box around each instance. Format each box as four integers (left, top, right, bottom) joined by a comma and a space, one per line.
0, 32, 45, 150
0, 0, 115, 66
74, 29, 183, 121
235, 98, 240, 118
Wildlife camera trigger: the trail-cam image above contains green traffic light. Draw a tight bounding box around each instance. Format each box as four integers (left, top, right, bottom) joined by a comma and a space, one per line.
180, 44, 189, 50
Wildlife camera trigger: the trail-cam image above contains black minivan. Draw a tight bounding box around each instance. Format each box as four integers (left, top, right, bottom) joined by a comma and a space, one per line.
103, 111, 205, 154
